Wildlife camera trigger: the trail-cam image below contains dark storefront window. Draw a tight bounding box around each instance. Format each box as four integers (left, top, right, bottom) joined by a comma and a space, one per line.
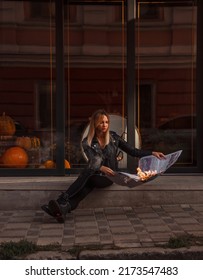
64, 1, 128, 170
0, 0, 57, 170
0, 0, 201, 175
136, 1, 197, 167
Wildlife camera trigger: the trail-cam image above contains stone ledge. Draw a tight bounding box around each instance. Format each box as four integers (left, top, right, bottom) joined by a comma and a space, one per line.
0, 175, 203, 191
0, 175, 203, 210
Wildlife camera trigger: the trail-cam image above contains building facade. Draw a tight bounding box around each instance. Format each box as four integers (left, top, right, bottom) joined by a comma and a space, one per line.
0, 0, 202, 176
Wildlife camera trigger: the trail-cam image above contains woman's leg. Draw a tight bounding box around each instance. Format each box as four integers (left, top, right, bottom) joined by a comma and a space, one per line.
68, 174, 113, 210
42, 169, 112, 222
41, 168, 94, 222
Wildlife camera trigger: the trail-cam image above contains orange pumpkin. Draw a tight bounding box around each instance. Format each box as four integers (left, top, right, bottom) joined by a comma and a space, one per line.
43, 160, 55, 168
64, 159, 71, 169
0, 112, 16, 138
43, 159, 70, 169
16, 136, 40, 150
0, 146, 28, 168
15, 136, 31, 150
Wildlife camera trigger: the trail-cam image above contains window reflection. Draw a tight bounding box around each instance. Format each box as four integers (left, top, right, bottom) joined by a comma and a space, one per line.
65, 1, 126, 168
136, 1, 197, 165
0, 0, 56, 169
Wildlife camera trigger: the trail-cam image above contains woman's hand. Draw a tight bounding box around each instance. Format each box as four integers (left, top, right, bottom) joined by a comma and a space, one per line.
152, 151, 166, 159
100, 165, 115, 176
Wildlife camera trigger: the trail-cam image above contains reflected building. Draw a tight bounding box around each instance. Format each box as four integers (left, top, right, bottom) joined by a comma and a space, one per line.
0, 0, 201, 175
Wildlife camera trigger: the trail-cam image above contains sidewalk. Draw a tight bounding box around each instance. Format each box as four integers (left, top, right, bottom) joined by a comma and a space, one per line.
0, 203, 203, 259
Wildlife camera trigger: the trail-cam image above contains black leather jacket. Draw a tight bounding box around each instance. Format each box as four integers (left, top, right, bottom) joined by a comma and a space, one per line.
82, 131, 152, 171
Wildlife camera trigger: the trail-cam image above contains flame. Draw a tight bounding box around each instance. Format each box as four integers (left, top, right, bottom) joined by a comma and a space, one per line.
137, 167, 157, 181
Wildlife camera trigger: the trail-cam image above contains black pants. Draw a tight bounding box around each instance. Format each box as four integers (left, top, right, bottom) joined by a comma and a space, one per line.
65, 168, 113, 210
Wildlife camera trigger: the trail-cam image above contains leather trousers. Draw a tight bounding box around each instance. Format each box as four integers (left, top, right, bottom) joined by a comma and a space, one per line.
65, 168, 113, 210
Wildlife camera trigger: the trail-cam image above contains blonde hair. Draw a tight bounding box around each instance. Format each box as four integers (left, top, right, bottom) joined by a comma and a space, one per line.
87, 109, 110, 146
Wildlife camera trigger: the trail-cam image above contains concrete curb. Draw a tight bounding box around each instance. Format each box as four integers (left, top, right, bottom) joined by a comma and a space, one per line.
22, 246, 203, 260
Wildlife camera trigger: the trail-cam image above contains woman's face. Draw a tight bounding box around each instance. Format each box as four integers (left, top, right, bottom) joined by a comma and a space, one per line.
96, 115, 109, 134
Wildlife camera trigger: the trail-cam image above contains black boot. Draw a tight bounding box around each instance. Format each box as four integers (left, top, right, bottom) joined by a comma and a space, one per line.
41, 204, 54, 217
48, 192, 71, 223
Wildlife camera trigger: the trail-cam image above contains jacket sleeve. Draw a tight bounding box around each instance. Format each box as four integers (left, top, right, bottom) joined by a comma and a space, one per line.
111, 131, 152, 158
82, 138, 103, 171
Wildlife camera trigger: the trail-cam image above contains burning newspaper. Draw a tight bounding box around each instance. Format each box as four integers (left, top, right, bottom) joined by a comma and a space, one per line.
107, 150, 182, 188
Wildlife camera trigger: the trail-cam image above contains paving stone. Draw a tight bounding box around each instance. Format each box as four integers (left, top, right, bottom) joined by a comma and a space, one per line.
133, 225, 146, 232
41, 223, 64, 229
0, 204, 202, 257
112, 233, 139, 242
173, 217, 199, 224
141, 242, 155, 247
26, 237, 38, 243
28, 229, 41, 237
182, 207, 194, 212
187, 231, 203, 237
94, 208, 104, 213
137, 213, 159, 218
167, 224, 183, 231
75, 221, 97, 228
108, 220, 131, 227
74, 209, 94, 215
133, 207, 154, 213
0, 211, 13, 216
146, 225, 171, 233
189, 211, 202, 218
152, 205, 164, 212
9, 217, 34, 223
197, 217, 203, 223
0, 217, 10, 223
138, 236, 153, 243
141, 218, 165, 225
75, 236, 100, 245
180, 224, 203, 231
99, 235, 112, 243
0, 237, 23, 243
181, 204, 191, 208
95, 213, 106, 220
110, 226, 135, 234
191, 205, 203, 212
75, 228, 99, 236
129, 218, 142, 225
62, 237, 75, 246
115, 242, 141, 248
39, 229, 63, 237
104, 208, 125, 215
162, 205, 184, 212
30, 224, 42, 230
172, 231, 187, 236
97, 220, 108, 226
162, 218, 175, 223
105, 214, 127, 220
64, 229, 75, 235
98, 227, 111, 234
12, 211, 34, 217
150, 232, 173, 242
5, 223, 31, 229
157, 212, 170, 217
0, 229, 28, 237
169, 212, 192, 217
37, 237, 62, 246
75, 215, 96, 222
123, 207, 134, 212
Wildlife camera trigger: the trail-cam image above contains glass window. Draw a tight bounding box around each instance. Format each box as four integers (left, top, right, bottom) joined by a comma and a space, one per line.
64, 1, 127, 169
0, 0, 56, 169
136, 1, 197, 166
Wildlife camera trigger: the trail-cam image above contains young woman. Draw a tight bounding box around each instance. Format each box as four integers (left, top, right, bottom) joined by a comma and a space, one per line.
41, 109, 165, 223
